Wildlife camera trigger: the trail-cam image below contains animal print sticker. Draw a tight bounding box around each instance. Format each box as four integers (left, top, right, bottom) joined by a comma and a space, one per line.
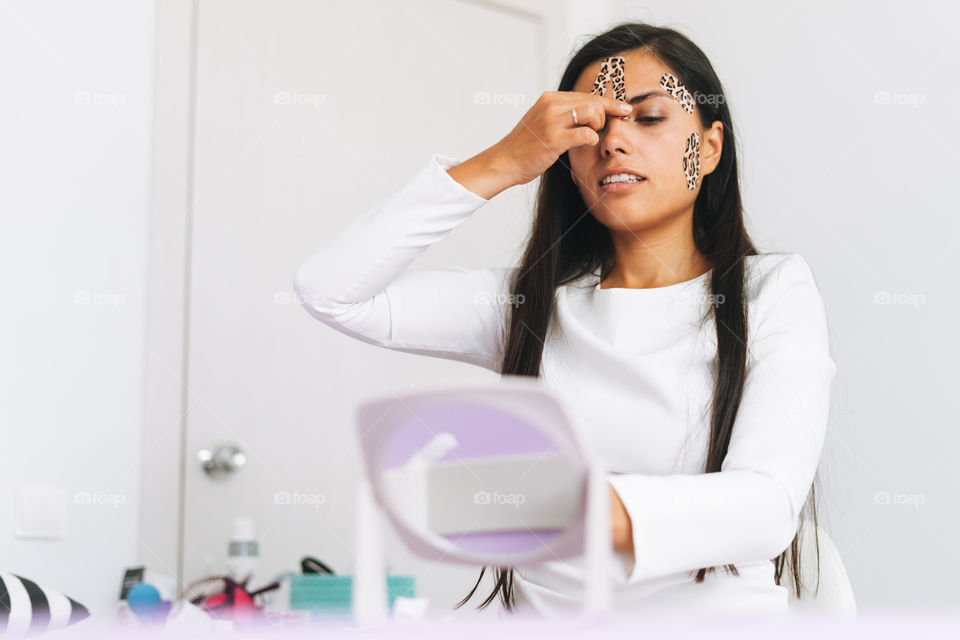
591, 56, 629, 119
660, 72, 695, 114
683, 132, 701, 190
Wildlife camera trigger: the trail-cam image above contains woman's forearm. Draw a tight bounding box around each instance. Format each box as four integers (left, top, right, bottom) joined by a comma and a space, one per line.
445, 147, 517, 200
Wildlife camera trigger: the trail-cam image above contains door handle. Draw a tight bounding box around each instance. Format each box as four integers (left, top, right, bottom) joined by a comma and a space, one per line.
197, 444, 247, 476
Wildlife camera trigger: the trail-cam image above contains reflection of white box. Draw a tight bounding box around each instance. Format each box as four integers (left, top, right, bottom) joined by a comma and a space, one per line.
383, 453, 579, 537
16, 484, 66, 539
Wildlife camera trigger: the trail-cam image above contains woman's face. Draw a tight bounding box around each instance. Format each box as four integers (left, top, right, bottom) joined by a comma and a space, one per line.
568, 49, 722, 233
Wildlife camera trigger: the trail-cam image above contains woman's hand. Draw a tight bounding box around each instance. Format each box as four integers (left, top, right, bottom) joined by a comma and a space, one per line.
446, 91, 632, 199
493, 91, 633, 186
609, 484, 634, 554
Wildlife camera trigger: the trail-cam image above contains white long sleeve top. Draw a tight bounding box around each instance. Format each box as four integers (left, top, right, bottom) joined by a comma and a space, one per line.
293, 153, 838, 617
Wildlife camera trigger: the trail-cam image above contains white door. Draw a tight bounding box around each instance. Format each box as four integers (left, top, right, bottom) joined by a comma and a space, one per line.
175, 0, 564, 613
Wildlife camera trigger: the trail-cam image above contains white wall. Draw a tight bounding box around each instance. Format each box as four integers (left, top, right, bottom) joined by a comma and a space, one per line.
595, 0, 960, 610
0, 0, 155, 614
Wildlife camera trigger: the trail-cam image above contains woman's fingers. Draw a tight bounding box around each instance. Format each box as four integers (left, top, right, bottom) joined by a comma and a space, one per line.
488, 91, 634, 186
566, 94, 633, 132
560, 94, 631, 148
564, 123, 600, 149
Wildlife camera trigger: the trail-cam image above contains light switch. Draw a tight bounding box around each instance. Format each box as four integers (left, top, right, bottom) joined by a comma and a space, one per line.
15, 484, 66, 539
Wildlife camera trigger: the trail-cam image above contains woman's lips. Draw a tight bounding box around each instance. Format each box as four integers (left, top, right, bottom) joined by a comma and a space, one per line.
599, 178, 647, 194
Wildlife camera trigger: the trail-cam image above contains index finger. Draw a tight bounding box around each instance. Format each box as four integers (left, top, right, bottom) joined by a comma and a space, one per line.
584, 91, 633, 117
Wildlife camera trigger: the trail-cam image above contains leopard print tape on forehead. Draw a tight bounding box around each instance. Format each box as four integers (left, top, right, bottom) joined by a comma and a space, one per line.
591, 56, 629, 119
660, 72, 695, 114
590, 56, 626, 100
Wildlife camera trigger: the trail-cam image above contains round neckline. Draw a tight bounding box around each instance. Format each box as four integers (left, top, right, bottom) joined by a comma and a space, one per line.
594, 268, 712, 293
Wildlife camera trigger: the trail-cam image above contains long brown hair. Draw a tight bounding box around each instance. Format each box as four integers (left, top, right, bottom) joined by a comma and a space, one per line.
455, 22, 821, 612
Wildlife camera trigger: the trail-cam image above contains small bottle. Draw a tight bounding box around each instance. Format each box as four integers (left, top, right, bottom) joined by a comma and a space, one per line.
225, 516, 258, 585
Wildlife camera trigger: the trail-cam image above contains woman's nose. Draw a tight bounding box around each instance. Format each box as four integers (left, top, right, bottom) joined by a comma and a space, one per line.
599, 117, 632, 156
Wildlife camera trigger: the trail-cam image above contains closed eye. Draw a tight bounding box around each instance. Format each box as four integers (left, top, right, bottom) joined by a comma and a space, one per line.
636, 116, 665, 124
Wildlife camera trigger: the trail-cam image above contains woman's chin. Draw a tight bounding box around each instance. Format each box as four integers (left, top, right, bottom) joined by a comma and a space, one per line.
592, 207, 656, 231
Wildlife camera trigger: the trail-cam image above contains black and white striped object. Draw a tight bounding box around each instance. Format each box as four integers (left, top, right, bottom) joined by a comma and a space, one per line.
0, 572, 90, 634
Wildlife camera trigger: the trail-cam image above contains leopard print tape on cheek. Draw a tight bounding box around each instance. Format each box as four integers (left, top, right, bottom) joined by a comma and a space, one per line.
591, 56, 629, 119
660, 72, 695, 114
683, 132, 701, 190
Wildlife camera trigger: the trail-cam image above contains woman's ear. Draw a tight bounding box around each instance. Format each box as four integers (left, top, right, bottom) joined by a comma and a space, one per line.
700, 120, 724, 177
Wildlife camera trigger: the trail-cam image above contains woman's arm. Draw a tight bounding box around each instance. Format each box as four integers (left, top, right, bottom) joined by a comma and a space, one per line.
445, 147, 518, 201
292, 153, 516, 371
606, 254, 838, 583
293, 90, 634, 369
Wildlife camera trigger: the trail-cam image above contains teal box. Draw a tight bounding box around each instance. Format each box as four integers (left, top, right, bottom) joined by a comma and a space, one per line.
289, 575, 416, 614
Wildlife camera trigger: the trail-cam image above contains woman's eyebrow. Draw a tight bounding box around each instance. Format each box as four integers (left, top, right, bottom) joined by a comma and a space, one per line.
627, 90, 672, 104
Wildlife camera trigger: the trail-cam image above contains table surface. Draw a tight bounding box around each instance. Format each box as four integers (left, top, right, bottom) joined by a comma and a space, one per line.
51, 608, 960, 639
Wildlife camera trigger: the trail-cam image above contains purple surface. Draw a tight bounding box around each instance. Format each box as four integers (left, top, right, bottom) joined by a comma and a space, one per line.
439, 529, 565, 553
382, 402, 558, 469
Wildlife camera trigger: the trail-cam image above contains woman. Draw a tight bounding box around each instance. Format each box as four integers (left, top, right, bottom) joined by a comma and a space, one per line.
293, 22, 837, 617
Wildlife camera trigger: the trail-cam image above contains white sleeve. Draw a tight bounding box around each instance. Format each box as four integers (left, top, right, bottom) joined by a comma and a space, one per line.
292, 153, 513, 372
606, 254, 838, 584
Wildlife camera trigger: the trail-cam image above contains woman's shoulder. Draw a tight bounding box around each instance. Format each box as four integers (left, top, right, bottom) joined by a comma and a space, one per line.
494, 254, 823, 300
744, 252, 831, 344
744, 252, 821, 301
